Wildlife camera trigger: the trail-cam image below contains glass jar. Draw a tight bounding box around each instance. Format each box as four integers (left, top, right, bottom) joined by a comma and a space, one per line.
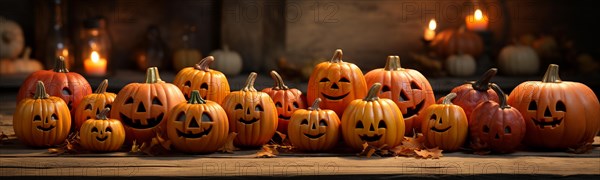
80, 17, 112, 76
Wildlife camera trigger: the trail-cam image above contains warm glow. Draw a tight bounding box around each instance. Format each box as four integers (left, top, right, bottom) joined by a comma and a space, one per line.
428, 19, 437, 30
474, 9, 483, 20
61, 49, 69, 57
91, 51, 100, 63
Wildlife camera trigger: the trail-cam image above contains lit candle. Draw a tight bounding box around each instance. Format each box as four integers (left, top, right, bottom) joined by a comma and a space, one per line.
465, 9, 488, 31
84, 51, 107, 76
424, 19, 437, 41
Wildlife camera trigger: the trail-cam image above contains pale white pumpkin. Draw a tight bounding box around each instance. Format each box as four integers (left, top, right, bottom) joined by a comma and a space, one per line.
173, 48, 202, 71
498, 44, 539, 75
13, 47, 43, 74
446, 54, 476, 77
209, 45, 242, 76
0, 16, 25, 59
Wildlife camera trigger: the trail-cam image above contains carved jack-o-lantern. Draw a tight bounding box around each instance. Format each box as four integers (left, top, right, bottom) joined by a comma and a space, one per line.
111, 67, 186, 144
421, 93, 468, 151
74, 79, 116, 131
80, 108, 126, 152
173, 56, 231, 104
307, 49, 368, 117
365, 56, 435, 136
13, 81, 71, 147
508, 64, 600, 149
288, 98, 340, 152
167, 90, 229, 153
341, 83, 405, 150
262, 70, 307, 134
222, 72, 278, 147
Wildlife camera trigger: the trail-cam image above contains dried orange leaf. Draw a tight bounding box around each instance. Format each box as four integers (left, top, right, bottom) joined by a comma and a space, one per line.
414, 147, 443, 159
218, 132, 239, 153
256, 145, 277, 158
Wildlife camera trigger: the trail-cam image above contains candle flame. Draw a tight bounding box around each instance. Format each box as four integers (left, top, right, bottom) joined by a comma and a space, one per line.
61, 49, 69, 57
475, 9, 483, 20
91, 51, 100, 63
428, 19, 437, 30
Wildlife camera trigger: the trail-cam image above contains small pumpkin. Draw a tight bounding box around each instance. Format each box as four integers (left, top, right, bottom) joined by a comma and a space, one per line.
13, 47, 43, 74
209, 45, 243, 76
431, 26, 484, 58
0, 16, 25, 59
498, 43, 539, 76
364, 56, 435, 136
173, 56, 231, 104
445, 53, 476, 77
74, 79, 116, 131
111, 67, 186, 144
262, 70, 307, 134
508, 64, 600, 149
222, 72, 278, 147
341, 83, 405, 150
288, 98, 340, 152
470, 84, 526, 153
80, 108, 126, 152
173, 49, 202, 71
167, 90, 229, 153
421, 93, 468, 151
307, 49, 368, 117
13, 81, 71, 147
437, 68, 499, 121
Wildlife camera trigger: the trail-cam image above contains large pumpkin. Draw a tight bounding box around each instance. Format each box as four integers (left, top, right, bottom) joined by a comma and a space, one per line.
341, 83, 405, 150
508, 64, 600, 149
364, 56, 435, 136
262, 70, 307, 134
173, 56, 230, 104
74, 79, 116, 131
111, 67, 186, 144
421, 93, 468, 151
437, 68, 499, 121
167, 90, 229, 153
17, 57, 92, 119
288, 98, 340, 152
13, 81, 71, 147
470, 84, 526, 153
80, 108, 126, 152
222, 72, 278, 147
431, 26, 484, 58
307, 49, 368, 117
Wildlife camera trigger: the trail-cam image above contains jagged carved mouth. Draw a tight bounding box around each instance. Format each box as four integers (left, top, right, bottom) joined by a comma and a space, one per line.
321, 92, 349, 101
532, 118, 563, 128
359, 134, 382, 142
37, 125, 55, 131
120, 113, 164, 129
176, 126, 213, 139
239, 118, 259, 125
304, 133, 325, 139
278, 115, 291, 121
431, 126, 451, 133
403, 100, 425, 118
96, 136, 108, 142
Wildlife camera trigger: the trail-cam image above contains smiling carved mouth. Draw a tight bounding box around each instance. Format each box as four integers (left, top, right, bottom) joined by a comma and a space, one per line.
96, 136, 108, 142
176, 126, 213, 139
431, 126, 451, 133
36, 125, 55, 131
532, 118, 563, 128
304, 133, 325, 139
120, 113, 164, 129
278, 115, 291, 121
403, 100, 425, 118
321, 92, 350, 101
359, 134, 382, 142
239, 118, 259, 125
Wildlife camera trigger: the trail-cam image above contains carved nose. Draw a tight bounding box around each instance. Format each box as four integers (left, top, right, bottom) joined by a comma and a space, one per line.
369, 124, 375, 131
287, 106, 292, 112
137, 103, 146, 112
311, 123, 317, 130
189, 118, 199, 128
544, 107, 552, 117
331, 83, 339, 89
246, 108, 251, 115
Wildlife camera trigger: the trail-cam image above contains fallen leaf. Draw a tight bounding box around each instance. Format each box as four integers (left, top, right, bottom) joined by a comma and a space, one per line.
129, 140, 144, 154
141, 128, 172, 156
414, 147, 443, 159
256, 145, 277, 158
48, 148, 63, 154
357, 143, 393, 158
47, 131, 85, 155
218, 132, 239, 153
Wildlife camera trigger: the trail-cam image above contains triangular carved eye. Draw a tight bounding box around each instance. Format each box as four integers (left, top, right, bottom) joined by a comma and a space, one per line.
381, 85, 391, 93
378, 120, 387, 128
430, 114, 437, 121
106, 127, 112, 133
176, 112, 186, 122
293, 102, 299, 108
355, 121, 364, 128
152, 97, 162, 105
275, 102, 282, 108
125, 97, 134, 104
528, 101, 537, 110
504, 126, 511, 134
410, 81, 421, 90
235, 104, 243, 110
255, 105, 263, 112
200, 83, 209, 89
319, 120, 327, 126
51, 114, 58, 121
399, 90, 409, 102
85, 104, 93, 110
339, 77, 350, 83
92, 127, 99, 133
202, 113, 212, 122
556, 101, 566, 112
33, 115, 42, 121
184, 81, 191, 87
301, 119, 308, 125
62, 87, 71, 95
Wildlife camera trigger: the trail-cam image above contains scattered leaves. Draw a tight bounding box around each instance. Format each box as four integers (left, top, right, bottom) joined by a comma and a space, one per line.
128, 128, 171, 156
357, 143, 394, 158
254, 144, 293, 158
129, 140, 145, 154
218, 132, 239, 153
353, 132, 445, 159
47, 132, 86, 155
414, 147, 443, 159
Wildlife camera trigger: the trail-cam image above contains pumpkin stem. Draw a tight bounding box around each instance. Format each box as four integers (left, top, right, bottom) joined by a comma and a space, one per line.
188, 90, 206, 104
442, 93, 457, 105
242, 72, 258, 92
330, 49, 344, 63
542, 64, 562, 83
309, 98, 322, 111
34, 81, 49, 99
145, 67, 164, 83
22, 47, 31, 60
384, 56, 402, 71
194, 56, 214, 72
53, 56, 69, 73
490, 84, 510, 109
270, 70, 289, 90
364, 83, 382, 101
94, 79, 109, 94
96, 108, 111, 120
472, 68, 497, 91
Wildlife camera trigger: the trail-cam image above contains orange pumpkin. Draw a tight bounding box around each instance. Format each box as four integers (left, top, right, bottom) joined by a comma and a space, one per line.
173, 56, 230, 104
364, 56, 435, 136
111, 67, 186, 144
431, 26, 484, 58
307, 49, 368, 117
222, 72, 278, 147
421, 93, 468, 151
74, 79, 116, 131
80, 108, 126, 152
288, 98, 340, 152
167, 90, 229, 153
262, 70, 307, 134
341, 83, 405, 150
508, 64, 600, 149
13, 81, 71, 147
437, 68, 499, 121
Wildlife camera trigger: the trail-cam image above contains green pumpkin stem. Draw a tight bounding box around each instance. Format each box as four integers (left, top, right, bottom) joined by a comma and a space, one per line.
490, 84, 510, 109
96, 108, 110, 120
145, 67, 164, 83
194, 56, 214, 72
330, 49, 344, 63
34, 81, 49, 99
309, 98, 322, 111
542, 64, 562, 83
364, 83, 382, 101
270, 70, 289, 90
472, 68, 497, 92
94, 79, 109, 94
241, 72, 258, 92
53, 56, 69, 73
384, 56, 402, 71
188, 90, 206, 104
442, 93, 457, 105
